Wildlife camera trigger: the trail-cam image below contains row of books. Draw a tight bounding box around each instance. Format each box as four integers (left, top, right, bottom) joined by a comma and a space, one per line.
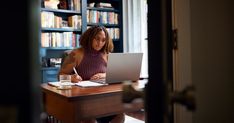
88, 27, 120, 40
41, 32, 80, 48
87, 10, 118, 24
106, 28, 120, 40
67, 0, 81, 12
41, 11, 82, 29
43, 0, 81, 12
68, 15, 82, 29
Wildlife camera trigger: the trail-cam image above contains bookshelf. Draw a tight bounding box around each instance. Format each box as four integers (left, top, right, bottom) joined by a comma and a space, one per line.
86, 0, 123, 52
40, 0, 123, 83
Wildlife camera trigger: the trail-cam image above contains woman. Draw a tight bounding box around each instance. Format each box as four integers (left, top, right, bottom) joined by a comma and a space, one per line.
58, 25, 125, 123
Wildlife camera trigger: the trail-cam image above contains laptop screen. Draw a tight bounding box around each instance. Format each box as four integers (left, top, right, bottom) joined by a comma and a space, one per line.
105, 53, 143, 84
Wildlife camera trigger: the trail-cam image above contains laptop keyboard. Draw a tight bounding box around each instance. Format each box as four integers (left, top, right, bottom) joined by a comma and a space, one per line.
90, 79, 106, 84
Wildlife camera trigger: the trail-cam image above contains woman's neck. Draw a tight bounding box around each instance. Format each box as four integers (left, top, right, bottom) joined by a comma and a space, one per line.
86, 48, 102, 56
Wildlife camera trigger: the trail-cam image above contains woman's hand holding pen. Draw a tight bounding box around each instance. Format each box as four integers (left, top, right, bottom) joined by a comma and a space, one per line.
71, 74, 82, 82
72, 67, 82, 82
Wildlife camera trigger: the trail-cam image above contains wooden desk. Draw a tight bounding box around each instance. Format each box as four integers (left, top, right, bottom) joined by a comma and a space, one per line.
41, 81, 145, 123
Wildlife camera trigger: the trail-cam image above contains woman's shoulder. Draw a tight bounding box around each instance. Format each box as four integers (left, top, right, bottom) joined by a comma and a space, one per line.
71, 48, 84, 54
68, 48, 84, 59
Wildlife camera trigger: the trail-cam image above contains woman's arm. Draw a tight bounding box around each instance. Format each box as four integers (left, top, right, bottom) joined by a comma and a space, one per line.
58, 50, 83, 82
90, 73, 106, 80
59, 51, 77, 75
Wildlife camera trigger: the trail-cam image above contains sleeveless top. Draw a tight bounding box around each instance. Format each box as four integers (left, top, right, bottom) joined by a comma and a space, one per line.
75, 49, 107, 80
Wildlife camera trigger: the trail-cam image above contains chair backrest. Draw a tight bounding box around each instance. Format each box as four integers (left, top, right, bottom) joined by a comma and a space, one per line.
61, 50, 72, 66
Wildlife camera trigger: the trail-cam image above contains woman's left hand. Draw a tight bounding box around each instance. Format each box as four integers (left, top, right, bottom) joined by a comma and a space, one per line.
90, 73, 106, 80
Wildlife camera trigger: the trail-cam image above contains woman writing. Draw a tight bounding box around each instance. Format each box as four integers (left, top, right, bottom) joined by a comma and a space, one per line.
58, 25, 125, 123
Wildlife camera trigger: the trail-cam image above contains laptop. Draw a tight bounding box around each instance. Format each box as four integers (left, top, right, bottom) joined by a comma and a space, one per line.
92, 52, 143, 84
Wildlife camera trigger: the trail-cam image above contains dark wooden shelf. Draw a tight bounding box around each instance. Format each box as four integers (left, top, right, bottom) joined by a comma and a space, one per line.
41, 8, 81, 14
87, 23, 119, 27
87, 7, 119, 12
41, 47, 76, 50
41, 67, 60, 70
41, 27, 82, 32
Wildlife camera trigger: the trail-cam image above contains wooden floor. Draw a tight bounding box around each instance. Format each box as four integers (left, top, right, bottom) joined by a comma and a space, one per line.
44, 110, 145, 123
125, 115, 144, 123
126, 109, 145, 121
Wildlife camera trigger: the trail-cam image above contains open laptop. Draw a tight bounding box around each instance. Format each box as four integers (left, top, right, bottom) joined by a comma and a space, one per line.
92, 52, 143, 84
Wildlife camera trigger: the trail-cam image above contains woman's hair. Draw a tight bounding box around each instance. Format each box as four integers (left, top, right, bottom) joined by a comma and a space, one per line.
79, 25, 114, 53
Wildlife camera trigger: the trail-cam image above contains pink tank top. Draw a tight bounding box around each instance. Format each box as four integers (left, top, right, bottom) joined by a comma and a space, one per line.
75, 49, 106, 80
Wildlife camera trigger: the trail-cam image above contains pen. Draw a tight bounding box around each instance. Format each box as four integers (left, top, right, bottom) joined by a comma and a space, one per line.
73, 67, 78, 75
73, 67, 83, 81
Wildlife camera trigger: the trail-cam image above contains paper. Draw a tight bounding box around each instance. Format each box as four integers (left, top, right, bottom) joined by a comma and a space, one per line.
75, 81, 107, 87
48, 81, 107, 88
48, 81, 75, 87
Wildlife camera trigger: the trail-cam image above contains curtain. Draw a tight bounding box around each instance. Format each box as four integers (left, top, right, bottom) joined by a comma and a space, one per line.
123, 0, 148, 78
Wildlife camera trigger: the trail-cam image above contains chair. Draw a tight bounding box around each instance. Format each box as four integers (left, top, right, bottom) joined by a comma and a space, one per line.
61, 50, 72, 66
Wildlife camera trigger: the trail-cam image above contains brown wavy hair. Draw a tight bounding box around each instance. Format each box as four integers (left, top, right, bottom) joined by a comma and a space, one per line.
79, 25, 114, 53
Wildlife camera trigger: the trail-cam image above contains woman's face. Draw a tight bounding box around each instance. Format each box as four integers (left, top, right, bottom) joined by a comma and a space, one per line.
92, 30, 106, 51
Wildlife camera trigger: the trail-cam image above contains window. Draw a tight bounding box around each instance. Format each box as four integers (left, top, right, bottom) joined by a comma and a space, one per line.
123, 0, 148, 78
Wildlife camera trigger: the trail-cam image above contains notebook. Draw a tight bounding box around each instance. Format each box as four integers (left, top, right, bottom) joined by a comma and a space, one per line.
90, 52, 143, 84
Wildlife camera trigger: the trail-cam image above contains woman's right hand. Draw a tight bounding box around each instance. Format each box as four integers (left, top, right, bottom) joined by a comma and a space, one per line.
71, 74, 82, 83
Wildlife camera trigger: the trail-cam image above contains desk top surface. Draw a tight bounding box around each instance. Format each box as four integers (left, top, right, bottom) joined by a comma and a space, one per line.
41, 79, 147, 100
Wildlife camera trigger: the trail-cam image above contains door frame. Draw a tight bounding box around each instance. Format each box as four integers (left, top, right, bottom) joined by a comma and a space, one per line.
146, 0, 173, 122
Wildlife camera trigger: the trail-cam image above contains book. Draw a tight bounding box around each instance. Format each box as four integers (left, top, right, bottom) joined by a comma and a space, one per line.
44, 0, 59, 9
96, 2, 112, 8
